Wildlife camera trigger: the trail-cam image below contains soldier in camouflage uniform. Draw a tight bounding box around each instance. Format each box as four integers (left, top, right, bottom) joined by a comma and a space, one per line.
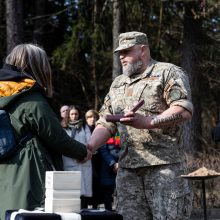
87, 31, 193, 220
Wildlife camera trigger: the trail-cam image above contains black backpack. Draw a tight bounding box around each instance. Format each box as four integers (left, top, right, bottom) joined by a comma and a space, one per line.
0, 109, 32, 160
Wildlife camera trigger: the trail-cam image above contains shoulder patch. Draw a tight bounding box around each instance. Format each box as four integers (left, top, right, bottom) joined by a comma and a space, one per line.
169, 89, 182, 101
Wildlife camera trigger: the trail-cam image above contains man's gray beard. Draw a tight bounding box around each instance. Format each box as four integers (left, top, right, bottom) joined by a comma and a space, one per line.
122, 60, 143, 77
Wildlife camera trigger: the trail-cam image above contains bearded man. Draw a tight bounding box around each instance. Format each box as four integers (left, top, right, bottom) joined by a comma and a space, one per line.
87, 31, 193, 220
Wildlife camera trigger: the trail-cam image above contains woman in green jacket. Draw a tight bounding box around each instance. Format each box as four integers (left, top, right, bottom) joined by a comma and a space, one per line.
0, 44, 89, 220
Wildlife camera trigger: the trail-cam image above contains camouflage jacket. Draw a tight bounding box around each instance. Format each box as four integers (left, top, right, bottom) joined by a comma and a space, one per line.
97, 59, 193, 168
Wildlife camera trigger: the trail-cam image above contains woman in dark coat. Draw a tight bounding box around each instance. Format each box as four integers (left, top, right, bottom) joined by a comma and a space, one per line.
0, 44, 89, 220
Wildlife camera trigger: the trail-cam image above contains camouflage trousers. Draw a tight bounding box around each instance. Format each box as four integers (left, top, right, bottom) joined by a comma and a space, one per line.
115, 163, 193, 220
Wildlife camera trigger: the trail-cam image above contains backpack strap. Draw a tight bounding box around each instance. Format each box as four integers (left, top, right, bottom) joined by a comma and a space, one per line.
5, 109, 34, 156
17, 133, 33, 147
0, 109, 33, 160
9, 114, 34, 147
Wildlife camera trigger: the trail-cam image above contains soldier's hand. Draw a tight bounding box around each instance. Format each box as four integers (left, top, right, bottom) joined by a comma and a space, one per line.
120, 111, 154, 129
113, 163, 119, 173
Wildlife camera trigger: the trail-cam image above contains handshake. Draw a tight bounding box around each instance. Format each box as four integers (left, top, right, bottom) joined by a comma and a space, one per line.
79, 143, 95, 163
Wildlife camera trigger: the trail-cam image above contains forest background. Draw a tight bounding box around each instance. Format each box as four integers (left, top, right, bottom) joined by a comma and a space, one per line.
0, 0, 220, 210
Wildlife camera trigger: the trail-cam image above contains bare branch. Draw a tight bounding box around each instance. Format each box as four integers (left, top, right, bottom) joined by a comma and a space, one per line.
25, 5, 74, 22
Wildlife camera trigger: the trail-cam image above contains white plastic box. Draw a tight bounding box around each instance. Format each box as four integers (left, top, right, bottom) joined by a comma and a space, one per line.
45, 189, 80, 199
45, 198, 81, 213
45, 171, 81, 190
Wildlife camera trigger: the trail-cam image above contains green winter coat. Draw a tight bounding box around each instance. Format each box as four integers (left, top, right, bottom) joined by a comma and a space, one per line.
0, 65, 87, 220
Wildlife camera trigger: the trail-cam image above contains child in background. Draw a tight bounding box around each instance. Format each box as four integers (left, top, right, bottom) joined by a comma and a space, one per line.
99, 133, 120, 210
85, 109, 104, 208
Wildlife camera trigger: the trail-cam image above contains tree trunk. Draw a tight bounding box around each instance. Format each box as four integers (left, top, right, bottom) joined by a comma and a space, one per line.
112, 0, 123, 80
181, 1, 203, 153
0, 0, 6, 63
33, 0, 46, 44
92, 0, 100, 110
6, 0, 24, 53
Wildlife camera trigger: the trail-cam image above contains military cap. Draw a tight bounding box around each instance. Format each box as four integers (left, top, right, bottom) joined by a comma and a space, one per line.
114, 31, 148, 52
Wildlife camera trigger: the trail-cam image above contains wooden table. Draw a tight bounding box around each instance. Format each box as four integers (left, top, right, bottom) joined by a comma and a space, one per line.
181, 175, 220, 220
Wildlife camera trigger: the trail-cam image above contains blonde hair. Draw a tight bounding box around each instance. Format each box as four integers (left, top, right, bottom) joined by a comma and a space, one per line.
85, 109, 99, 119
5, 43, 53, 97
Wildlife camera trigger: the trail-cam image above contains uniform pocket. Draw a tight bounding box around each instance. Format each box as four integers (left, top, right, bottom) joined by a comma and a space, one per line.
161, 183, 192, 219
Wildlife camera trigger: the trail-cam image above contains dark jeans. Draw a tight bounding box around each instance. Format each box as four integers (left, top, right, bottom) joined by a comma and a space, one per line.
102, 185, 115, 211
81, 196, 91, 209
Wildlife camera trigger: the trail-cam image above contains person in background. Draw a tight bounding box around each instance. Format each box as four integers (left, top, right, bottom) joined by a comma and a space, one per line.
87, 31, 193, 220
60, 105, 69, 127
60, 105, 69, 119
85, 109, 103, 209
62, 105, 92, 209
99, 133, 120, 211
0, 44, 88, 220
85, 109, 99, 133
